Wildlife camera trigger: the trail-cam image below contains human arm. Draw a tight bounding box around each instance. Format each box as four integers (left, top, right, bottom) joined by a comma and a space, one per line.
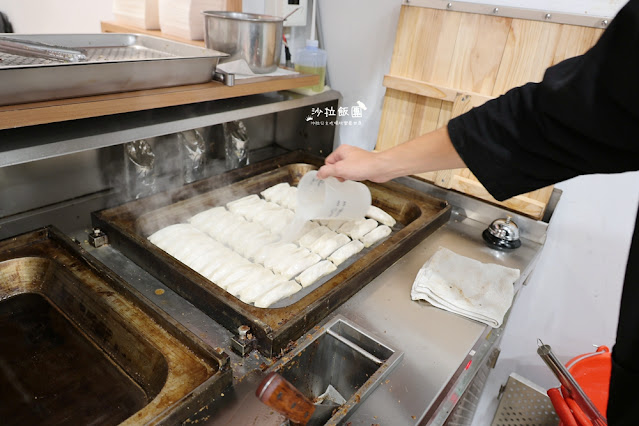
448, 0, 639, 200
319, 0, 639, 198
316, 127, 465, 182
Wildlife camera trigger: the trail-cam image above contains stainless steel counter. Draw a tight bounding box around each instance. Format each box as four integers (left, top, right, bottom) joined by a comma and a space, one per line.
74, 176, 552, 425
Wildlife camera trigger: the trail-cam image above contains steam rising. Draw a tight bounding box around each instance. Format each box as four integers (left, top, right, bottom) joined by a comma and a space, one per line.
109, 123, 255, 237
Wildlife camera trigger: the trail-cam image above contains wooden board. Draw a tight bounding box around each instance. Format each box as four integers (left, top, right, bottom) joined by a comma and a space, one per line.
104, 0, 241, 41
101, 21, 206, 47
0, 71, 318, 130
376, 5, 603, 219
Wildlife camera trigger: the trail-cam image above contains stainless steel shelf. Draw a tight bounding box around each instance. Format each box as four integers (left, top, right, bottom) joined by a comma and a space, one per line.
0, 90, 341, 168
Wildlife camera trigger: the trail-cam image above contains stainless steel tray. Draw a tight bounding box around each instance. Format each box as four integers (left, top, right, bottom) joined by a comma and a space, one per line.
0, 33, 228, 106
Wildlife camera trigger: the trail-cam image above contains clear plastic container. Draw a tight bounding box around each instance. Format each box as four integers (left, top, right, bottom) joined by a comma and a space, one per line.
281, 170, 371, 241
294, 39, 327, 92
297, 170, 371, 220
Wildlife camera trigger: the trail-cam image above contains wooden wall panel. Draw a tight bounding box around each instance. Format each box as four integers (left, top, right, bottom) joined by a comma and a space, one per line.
376, 89, 418, 152
552, 25, 603, 65
492, 19, 562, 95
376, 5, 603, 219
447, 14, 511, 94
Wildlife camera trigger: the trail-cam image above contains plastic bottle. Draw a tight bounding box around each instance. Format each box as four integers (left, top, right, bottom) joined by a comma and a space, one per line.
295, 39, 327, 92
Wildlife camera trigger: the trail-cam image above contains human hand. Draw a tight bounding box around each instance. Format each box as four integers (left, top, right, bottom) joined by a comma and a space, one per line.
316, 145, 391, 182
317, 128, 463, 182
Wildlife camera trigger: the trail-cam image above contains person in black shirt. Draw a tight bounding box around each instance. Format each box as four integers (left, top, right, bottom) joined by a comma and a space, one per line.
317, 0, 639, 423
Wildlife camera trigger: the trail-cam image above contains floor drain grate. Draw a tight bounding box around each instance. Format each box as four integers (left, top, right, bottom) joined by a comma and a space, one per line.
491, 373, 559, 426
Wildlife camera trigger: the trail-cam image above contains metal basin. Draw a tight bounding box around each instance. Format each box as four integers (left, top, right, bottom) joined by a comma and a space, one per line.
203, 11, 283, 74
269, 315, 403, 425
0, 227, 232, 425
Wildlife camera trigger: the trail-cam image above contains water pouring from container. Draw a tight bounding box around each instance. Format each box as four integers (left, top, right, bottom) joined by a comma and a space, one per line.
280, 170, 372, 242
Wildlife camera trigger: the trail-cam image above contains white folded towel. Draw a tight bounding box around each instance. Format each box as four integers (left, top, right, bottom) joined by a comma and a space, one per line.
411, 247, 520, 328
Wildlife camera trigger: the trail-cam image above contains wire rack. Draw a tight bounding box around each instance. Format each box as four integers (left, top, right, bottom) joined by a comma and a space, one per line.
491, 373, 559, 426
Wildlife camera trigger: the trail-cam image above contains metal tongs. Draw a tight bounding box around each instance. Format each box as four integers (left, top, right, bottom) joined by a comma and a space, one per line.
537, 339, 607, 425
0, 36, 88, 63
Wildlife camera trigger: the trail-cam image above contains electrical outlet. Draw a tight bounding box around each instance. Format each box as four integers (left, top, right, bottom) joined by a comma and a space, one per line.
265, 0, 308, 27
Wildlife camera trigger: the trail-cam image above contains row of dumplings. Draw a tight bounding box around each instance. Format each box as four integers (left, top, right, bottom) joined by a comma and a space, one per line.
148, 180, 396, 308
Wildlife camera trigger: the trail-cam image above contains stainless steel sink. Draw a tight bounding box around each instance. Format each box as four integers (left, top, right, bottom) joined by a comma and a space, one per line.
267, 315, 403, 425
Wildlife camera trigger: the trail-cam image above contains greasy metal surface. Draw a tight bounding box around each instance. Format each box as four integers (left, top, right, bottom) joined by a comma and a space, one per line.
334, 210, 544, 426
267, 315, 403, 425
0, 227, 232, 425
73, 234, 281, 422
93, 151, 451, 356
77, 175, 548, 425
395, 176, 551, 244
491, 374, 559, 426
0, 293, 147, 425
0, 33, 226, 106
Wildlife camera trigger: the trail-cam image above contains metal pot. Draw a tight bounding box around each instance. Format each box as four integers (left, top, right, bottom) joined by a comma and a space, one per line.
203, 11, 283, 74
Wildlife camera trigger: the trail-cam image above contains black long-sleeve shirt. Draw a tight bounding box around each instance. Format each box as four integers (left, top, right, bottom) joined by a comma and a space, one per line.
447, 1, 639, 423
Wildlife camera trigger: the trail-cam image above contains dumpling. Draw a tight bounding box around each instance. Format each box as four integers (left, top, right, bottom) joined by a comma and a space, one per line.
281, 186, 298, 211
264, 244, 302, 270
299, 220, 320, 234
228, 198, 267, 219
269, 247, 311, 275
226, 194, 260, 210
237, 274, 288, 304
243, 233, 280, 259
366, 205, 396, 227
149, 223, 201, 247
270, 210, 296, 235
198, 250, 239, 280
179, 238, 223, 264
206, 254, 251, 286
261, 182, 291, 203
323, 219, 349, 232
328, 240, 365, 266
298, 226, 332, 248
254, 243, 298, 267
296, 260, 337, 287
214, 215, 248, 244
339, 218, 378, 240
193, 211, 236, 241
361, 225, 392, 248
226, 221, 269, 255
254, 281, 302, 308
189, 206, 229, 228
224, 266, 274, 296
243, 201, 281, 221
189, 249, 228, 275
253, 207, 294, 234
310, 232, 351, 258
280, 251, 322, 280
